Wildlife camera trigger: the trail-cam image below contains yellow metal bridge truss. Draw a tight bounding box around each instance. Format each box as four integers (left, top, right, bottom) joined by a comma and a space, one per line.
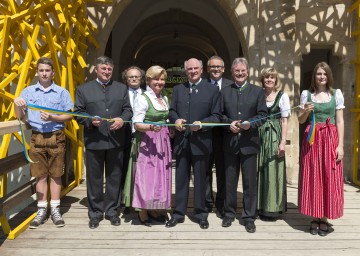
0, 0, 110, 239
350, 1, 360, 186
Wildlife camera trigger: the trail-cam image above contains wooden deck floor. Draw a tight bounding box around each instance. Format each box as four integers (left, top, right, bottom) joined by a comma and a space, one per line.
1, 175, 360, 256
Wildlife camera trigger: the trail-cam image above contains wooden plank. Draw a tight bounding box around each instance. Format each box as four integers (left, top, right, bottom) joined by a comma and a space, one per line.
0, 179, 36, 215
0, 178, 359, 256
0, 152, 28, 176
0, 120, 30, 136
0, 249, 357, 256
4, 238, 360, 249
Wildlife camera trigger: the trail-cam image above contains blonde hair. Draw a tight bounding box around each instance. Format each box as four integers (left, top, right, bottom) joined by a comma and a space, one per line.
145, 65, 167, 83
260, 67, 280, 92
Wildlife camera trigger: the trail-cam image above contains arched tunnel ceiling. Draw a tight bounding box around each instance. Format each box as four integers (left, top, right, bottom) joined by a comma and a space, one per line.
116, 8, 235, 71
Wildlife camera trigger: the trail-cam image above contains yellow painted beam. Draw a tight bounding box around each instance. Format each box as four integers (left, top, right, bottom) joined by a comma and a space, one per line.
7, 0, 18, 14
54, 3, 67, 24
0, 89, 16, 102
44, 21, 62, 84
0, 72, 17, 90
349, 0, 360, 13
349, 4, 360, 185
0, 0, 61, 25
0, 16, 11, 78
18, 22, 41, 60
7, 212, 36, 240
0, 0, 108, 239
0, 214, 11, 235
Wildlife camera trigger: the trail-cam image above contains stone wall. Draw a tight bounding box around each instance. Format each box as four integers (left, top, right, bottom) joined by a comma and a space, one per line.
85, 0, 357, 183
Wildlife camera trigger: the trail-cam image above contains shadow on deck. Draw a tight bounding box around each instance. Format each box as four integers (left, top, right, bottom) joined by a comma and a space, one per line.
0, 181, 360, 256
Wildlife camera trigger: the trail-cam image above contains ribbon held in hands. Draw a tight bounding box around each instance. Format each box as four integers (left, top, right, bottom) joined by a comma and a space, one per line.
26, 103, 132, 123
17, 118, 36, 163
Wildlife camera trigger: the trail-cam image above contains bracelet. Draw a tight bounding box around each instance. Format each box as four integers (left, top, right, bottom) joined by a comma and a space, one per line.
149, 125, 154, 131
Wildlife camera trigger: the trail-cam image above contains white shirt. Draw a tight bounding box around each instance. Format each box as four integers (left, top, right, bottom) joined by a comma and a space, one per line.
132, 86, 169, 123
266, 92, 291, 118
210, 78, 222, 91
128, 87, 143, 109
300, 89, 345, 110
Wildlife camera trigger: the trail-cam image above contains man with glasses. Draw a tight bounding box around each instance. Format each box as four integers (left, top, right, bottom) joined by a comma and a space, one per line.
120, 66, 145, 213
206, 56, 232, 218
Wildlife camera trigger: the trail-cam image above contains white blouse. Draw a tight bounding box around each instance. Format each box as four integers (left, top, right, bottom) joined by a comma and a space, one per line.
266, 92, 291, 118
300, 89, 345, 110
132, 86, 169, 123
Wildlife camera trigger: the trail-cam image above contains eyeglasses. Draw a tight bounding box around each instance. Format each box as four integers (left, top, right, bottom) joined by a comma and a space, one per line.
208, 65, 224, 69
128, 76, 141, 79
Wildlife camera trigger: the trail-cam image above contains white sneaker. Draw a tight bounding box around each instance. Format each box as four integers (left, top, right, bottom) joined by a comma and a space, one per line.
51, 206, 65, 227
29, 207, 47, 229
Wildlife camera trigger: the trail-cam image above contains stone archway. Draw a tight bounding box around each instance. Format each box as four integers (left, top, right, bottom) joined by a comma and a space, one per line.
86, 0, 246, 80
114, 8, 234, 80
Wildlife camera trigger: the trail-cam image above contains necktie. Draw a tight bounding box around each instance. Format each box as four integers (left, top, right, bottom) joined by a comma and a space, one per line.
133, 90, 138, 103
214, 81, 221, 91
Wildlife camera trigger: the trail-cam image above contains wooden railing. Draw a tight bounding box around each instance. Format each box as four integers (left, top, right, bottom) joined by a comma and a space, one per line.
0, 119, 83, 239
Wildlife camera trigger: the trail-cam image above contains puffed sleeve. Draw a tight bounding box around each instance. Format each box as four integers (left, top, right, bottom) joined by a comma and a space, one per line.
279, 92, 291, 117
299, 90, 308, 109
132, 94, 149, 123
335, 89, 345, 110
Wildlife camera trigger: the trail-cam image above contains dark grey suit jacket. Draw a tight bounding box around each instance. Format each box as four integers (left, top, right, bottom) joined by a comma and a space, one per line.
169, 79, 221, 156
74, 79, 133, 150
221, 82, 268, 155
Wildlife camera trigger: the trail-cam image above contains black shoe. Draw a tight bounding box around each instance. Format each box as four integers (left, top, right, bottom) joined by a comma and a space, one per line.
105, 215, 121, 226
165, 217, 185, 228
206, 206, 213, 213
138, 214, 152, 227
309, 219, 319, 235
222, 217, 234, 227
149, 214, 167, 223
122, 207, 130, 215
318, 221, 329, 237
89, 218, 101, 229
216, 209, 225, 219
244, 221, 256, 233
199, 219, 209, 229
